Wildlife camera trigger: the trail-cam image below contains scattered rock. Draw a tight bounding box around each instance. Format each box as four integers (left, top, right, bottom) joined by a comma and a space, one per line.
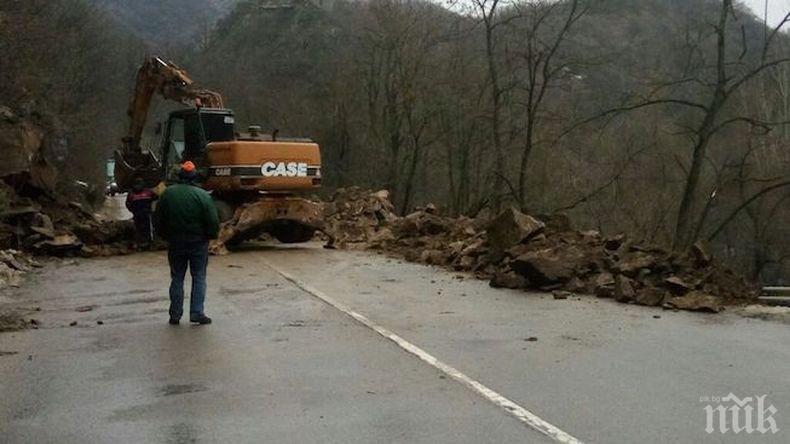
664, 291, 722, 313
490, 270, 528, 289
634, 287, 667, 307
614, 275, 635, 303
419, 249, 446, 265
552, 290, 572, 300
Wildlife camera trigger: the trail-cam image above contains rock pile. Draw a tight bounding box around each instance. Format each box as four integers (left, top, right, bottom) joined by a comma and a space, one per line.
322, 187, 400, 248
0, 106, 136, 258
492, 223, 755, 312
0, 183, 136, 258
323, 188, 758, 312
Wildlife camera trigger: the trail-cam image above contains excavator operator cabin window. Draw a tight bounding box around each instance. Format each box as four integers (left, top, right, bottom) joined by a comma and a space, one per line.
167, 117, 185, 162
166, 117, 186, 182
201, 113, 235, 142
184, 113, 203, 157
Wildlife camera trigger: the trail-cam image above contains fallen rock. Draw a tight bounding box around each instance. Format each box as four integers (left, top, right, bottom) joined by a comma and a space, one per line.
487, 208, 545, 262
553, 290, 572, 300
460, 238, 487, 257
614, 274, 635, 302
634, 287, 667, 306
592, 272, 615, 297
0, 106, 59, 193
664, 291, 722, 313
665, 276, 694, 295
616, 251, 657, 277
32, 233, 83, 256
419, 249, 446, 265
511, 247, 584, 286
490, 269, 529, 289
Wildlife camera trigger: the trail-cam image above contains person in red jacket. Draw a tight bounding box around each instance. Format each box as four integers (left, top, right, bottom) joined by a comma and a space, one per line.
126, 177, 157, 249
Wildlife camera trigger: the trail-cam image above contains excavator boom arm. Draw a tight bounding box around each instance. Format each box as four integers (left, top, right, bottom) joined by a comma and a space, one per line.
124, 57, 223, 154
115, 57, 223, 190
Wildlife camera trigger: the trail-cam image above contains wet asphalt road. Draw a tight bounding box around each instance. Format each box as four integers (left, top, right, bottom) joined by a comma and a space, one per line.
1, 244, 789, 443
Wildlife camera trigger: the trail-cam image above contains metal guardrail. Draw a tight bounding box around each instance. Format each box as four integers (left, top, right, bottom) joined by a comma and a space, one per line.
759, 287, 790, 307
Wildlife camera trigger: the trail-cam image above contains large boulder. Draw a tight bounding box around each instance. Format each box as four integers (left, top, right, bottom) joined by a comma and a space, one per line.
0, 107, 60, 193
486, 208, 545, 262
614, 274, 636, 302
510, 246, 585, 286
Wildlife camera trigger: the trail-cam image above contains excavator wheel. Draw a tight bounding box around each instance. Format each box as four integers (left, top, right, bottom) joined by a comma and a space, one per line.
269, 222, 316, 244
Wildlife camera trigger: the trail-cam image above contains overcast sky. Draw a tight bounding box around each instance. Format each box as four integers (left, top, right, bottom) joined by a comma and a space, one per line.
740, 0, 789, 26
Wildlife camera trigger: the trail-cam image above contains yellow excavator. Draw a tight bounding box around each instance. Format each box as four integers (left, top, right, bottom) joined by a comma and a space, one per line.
114, 57, 327, 253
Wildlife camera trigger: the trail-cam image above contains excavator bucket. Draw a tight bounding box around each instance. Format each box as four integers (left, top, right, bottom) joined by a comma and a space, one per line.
113, 149, 161, 191
209, 196, 332, 255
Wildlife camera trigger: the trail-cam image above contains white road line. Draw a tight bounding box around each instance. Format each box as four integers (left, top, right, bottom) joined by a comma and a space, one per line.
265, 261, 584, 444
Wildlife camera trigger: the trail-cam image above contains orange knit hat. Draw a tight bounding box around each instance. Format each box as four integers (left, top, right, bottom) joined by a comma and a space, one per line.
181, 161, 196, 173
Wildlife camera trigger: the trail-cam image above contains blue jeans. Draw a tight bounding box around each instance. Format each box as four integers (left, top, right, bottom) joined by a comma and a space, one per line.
168, 240, 209, 321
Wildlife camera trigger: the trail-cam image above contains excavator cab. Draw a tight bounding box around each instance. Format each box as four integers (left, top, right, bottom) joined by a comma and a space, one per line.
160, 108, 235, 183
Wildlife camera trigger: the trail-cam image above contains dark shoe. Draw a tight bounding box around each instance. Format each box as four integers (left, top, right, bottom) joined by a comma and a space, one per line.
190, 315, 212, 325
169, 318, 180, 325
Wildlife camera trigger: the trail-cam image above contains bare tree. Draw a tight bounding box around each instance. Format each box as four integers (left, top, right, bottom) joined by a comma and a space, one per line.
582, 1, 790, 249
470, 0, 510, 213
508, 0, 586, 209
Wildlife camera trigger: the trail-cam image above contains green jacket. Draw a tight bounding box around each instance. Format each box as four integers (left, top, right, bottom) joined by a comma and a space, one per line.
155, 183, 219, 242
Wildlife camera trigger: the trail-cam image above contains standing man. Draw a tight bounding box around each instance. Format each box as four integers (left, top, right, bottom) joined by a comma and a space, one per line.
126, 177, 157, 249
155, 161, 219, 325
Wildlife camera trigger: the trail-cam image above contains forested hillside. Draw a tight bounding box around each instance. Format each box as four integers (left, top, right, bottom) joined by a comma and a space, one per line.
88, 0, 241, 47
188, 0, 790, 283
0, 0, 144, 188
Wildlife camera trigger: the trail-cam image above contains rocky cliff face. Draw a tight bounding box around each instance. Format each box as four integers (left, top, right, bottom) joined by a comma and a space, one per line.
0, 107, 61, 194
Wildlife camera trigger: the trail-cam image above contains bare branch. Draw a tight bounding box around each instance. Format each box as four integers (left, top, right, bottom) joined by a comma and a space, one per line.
706, 180, 790, 242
